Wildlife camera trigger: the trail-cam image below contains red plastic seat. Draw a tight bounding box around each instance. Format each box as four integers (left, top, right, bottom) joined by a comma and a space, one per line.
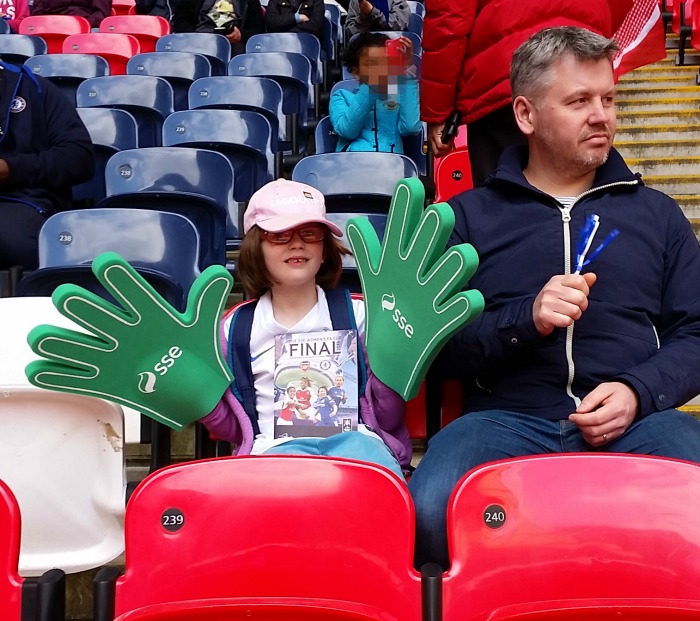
62, 33, 141, 74
112, 0, 136, 16
96, 456, 422, 621
99, 15, 170, 53
442, 454, 700, 621
18, 15, 91, 54
434, 148, 473, 202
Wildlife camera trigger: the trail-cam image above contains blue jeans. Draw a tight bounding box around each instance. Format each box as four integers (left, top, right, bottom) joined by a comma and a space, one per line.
263, 431, 405, 479
408, 409, 700, 570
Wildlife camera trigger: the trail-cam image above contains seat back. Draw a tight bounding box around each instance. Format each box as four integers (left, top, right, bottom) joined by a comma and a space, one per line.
228, 52, 312, 128
19, 15, 91, 53
407, 12, 423, 36
324, 2, 343, 43
74, 107, 139, 204
189, 76, 286, 149
443, 454, 700, 621
99, 15, 171, 53
0, 18, 9, 34
407, 1, 424, 17
76, 75, 174, 147
24, 53, 110, 106
314, 114, 337, 153
162, 108, 274, 203
156, 32, 231, 76
63, 33, 141, 75
100, 147, 231, 267
127, 51, 212, 110
672, 0, 691, 34
106, 456, 421, 620
0, 34, 47, 65
0, 479, 22, 618
291, 152, 419, 212
112, 0, 136, 15
246, 32, 322, 84
434, 148, 472, 202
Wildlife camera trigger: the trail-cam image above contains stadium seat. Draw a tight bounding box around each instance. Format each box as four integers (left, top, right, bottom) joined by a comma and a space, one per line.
0, 320, 125, 577
112, 0, 136, 16
16, 208, 200, 312
62, 33, 141, 75
291, 152, 419, 212
0, 477, 66, 621
162, 108, 276, 206
188, 76, 286, 153
99, 15, 170, 53
76, 75, 174, 147
127, 51, 212, 111
324, 2, 343, 44
314, 114, 337, 153
19, 15, 91, 54
97, 147, 231, 267
0, 34, 47, 65
229, 52, 314, 150
24, 53, 110, 106
434, 148, 472, 202
156, 32, 231, 76
407, 1, 425, 17
93, 455, 422, 621
441, 454, 700, 620
321, 14, 335, 65
74, 107, 139, 205
407, 12, 423, 36
0, 18, 9, 34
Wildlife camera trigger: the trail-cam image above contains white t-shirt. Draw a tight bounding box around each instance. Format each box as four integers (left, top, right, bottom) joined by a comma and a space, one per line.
223, 287, 379, 454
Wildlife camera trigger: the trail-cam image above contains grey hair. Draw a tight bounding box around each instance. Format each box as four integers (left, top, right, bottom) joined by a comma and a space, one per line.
510, 26, 619, 103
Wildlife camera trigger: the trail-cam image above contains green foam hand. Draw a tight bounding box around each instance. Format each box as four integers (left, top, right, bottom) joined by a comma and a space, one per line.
347, 177, 485, 401
25, 252, 234, 430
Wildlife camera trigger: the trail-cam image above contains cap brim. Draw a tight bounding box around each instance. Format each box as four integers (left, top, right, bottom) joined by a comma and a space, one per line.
255, 215, 344, 238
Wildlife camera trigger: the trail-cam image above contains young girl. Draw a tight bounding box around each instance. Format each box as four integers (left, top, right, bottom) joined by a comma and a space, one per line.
199, 178, 410, 478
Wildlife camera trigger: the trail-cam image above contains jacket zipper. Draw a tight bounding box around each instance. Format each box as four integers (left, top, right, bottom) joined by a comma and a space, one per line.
558, 179, 640, 407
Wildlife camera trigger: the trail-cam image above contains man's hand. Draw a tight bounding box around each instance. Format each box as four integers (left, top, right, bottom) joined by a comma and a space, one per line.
226, 26, 242, 44
359, 0, 373, 15
428, 123, 453, 158
26, 252, 233, 430
533, 272, 597, 336
569, 382, 639, 446
347, 177, 484, 400
297, 13, 309, 22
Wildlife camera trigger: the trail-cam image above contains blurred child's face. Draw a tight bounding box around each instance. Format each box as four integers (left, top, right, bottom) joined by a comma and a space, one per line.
318, 387, 327, 397
353, 45, 393, 93
334, 376, 344, 387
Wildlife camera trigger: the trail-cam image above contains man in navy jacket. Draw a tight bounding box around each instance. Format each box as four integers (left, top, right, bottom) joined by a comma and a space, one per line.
409, 26, 700, 569
0, 62, 94, 270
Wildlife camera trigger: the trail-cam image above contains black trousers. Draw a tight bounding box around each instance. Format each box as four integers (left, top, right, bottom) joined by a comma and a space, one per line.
466, 105, 527, 187
0, 201, 47, 270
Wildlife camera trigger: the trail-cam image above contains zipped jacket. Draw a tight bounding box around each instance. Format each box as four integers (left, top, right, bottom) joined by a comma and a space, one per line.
443, 146, 700, 420
264, 0, 324, 39
0, 62, 94, 214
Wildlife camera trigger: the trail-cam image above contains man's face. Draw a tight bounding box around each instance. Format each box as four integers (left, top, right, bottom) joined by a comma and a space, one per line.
528, 55, 616, 177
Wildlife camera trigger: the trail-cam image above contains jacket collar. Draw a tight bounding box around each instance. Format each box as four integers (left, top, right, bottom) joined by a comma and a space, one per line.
487, 144, 641, 194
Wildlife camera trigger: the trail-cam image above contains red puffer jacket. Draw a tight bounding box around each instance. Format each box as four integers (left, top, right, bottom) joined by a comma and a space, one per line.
420, 0, 631, 125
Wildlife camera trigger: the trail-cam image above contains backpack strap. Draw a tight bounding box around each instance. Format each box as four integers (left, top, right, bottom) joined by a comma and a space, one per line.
227, 299, 261, 436
326, 288, 367, 395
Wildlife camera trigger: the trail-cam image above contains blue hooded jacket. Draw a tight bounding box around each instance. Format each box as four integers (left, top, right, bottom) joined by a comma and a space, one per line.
0, 61, 94, 215
443, 145, 700, 420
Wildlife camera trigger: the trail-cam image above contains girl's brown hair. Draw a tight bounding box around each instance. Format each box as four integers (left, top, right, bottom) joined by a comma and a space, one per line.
236, 225, 352, 299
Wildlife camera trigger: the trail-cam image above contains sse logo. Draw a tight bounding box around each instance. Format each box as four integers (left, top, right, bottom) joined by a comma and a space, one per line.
381, 293, 414, 339
137, 346, 183, 394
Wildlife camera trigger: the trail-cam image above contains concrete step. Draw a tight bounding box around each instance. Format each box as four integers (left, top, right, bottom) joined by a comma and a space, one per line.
643, 174, 700, 194
616, 86, 700, 100
626, 155, 700, 176
675, 195, 700, 220
615, 138, 700, 158
616, 97, 700, 111
620, 65, 698, 80
615, 124, 700, 141
616, 108, 700, 125
617, 75, 695, 88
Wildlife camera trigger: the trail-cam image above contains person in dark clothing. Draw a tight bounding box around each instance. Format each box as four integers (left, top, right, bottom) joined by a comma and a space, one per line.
135, 0, 174, 25
409, 26, 700, 569
30, 0, 111, 28
264, 0, 324, 40
173, 0, 264, 56
0, 62, 94, 270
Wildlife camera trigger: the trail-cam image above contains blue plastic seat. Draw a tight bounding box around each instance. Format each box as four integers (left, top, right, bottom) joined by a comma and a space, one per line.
76, 75, 174, 148
97, 147, 232, 267
407, 12, 423, 36
246, 32, 323, 85
0, 19, 10, 34
126, 51, 212, 111
74, 107, 139, 205
229, 52, 313, 145
0, 34, 47, 65
324, 2, 343, 44
24, 53, 110, 106
162, 109, 275, 207
406, 1, 424, 17
188, 76, 286, 153
314, 114, 336, 153
156, 32, 231, 77
291, 152, 419, 212
16, 208, 201, 311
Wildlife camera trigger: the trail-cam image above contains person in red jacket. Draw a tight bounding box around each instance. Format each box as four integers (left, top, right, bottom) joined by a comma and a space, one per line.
421, 0, 632, 186
0, 0, 29, 32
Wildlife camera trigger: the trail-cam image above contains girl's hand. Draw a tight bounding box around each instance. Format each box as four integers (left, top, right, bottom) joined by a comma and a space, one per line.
398, 35, 413, 65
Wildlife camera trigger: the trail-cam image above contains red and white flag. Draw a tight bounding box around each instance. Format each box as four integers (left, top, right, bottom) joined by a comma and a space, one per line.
613, 0, 668, 77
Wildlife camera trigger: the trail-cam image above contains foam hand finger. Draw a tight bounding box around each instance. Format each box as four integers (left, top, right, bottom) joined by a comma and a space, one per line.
180, 264, 233, 330
380, 178, 424, 260
408, 203, 455, 278
28, 324, 113, 370
426, 244, 480, 305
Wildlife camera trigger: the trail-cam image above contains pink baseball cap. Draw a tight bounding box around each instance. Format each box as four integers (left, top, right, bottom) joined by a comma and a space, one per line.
243, 179, 343, 237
